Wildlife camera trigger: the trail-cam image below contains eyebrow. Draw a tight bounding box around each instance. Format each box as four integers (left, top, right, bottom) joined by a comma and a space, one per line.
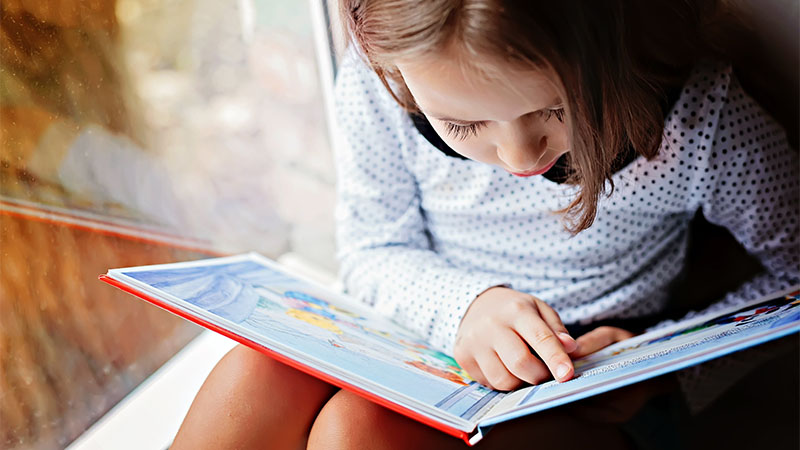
425, 96, 564, 125
431, 115, 480, 125
422, 109, 483, 124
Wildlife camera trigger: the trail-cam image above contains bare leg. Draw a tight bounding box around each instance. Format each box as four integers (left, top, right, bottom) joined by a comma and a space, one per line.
172, 345, 336, 450
307, 389, 634, 450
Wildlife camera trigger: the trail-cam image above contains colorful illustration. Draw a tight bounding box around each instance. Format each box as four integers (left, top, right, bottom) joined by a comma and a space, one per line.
109, 255, 799, 431
116, 255, 488, 421
405, 361, 469, 385
401, 340, 473, 385
574, 291, 800, 370
646, 296, 800, 345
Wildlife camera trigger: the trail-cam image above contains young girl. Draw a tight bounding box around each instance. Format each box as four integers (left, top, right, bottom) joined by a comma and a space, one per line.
172, 0, 798, 448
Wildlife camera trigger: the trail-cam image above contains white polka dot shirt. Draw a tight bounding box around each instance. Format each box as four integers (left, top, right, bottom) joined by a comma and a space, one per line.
333, 48, 800, 355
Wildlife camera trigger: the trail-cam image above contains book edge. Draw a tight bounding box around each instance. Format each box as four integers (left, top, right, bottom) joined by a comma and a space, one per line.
477, 291, 800, 428
99, 274, 475, 445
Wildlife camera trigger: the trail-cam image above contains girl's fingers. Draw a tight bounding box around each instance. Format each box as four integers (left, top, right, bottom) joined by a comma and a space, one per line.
455, 355, 486, 386
572, 326, 635, 359
475, 351, 522, 391
494, 330, 550, 386
514, 311, 574, 382
534, 299, 578, 353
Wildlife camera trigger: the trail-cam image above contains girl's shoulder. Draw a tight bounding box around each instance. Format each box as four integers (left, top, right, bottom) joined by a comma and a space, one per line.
663, 58, 781, 139
334, 45, 404, 115
664, 58, 786, 152
666, 60, 734, 121
334, 46, 415, 136
334, 46, 442, 173
652, 58, 795, 207
660, 59, 755, 165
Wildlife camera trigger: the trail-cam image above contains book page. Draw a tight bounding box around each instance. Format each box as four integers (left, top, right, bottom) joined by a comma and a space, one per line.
479, 289, 799, 427
108, 254, 504, 431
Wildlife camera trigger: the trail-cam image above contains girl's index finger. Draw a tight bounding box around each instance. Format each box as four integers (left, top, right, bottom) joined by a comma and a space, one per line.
534, 299, 578, 353
514, 311, 574, 382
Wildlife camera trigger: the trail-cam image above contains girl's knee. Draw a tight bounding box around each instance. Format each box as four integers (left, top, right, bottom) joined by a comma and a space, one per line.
308, 390, 460, 450
308, 390, 389, 449
220, 344, 287, 382
174, 345, 335, 450
218, 345, 334, 402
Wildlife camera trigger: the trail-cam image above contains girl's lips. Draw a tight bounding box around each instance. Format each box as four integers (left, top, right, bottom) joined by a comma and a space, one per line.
510, 158, 559, 177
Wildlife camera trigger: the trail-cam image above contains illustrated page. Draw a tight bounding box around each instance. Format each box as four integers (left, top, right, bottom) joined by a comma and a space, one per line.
109, 254, 504, 428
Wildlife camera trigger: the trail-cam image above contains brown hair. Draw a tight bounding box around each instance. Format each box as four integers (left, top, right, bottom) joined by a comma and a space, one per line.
340, 0, 738, 233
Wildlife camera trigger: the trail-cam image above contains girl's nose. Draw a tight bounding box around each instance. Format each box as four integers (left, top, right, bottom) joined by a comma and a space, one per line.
496, 134, 549, 172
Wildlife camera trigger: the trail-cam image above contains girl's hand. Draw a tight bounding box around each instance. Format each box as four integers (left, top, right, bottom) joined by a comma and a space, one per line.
570, 326, 635, 359
454, 287, 578, 391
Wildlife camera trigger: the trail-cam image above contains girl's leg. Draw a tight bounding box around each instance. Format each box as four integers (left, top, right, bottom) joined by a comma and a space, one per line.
307, 389, 634, 450
171, 345, 336, 450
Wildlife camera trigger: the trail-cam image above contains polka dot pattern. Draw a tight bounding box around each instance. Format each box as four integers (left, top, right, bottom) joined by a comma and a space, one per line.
333, 48, 800, 354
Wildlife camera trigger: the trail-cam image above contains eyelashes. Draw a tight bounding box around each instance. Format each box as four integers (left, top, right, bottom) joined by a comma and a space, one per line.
442, 107, 565, 141
541, 107, 566, 123
443, 121, 487, 141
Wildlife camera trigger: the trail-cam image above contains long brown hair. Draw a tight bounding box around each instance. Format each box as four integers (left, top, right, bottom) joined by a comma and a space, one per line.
340, 0, 738, 233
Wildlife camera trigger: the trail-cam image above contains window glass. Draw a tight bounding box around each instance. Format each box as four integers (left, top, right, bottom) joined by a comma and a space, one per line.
0, 0, 335, 447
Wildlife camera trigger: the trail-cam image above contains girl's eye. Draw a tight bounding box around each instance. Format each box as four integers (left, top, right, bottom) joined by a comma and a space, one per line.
541, 107, 566, 123
443, 121, 486, 141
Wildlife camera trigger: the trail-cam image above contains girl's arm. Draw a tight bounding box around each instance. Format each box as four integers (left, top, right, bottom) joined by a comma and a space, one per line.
659, 68, 799, 413
334, 49, 579, 388
333, 48, 507, 353
684, 69, 799, 320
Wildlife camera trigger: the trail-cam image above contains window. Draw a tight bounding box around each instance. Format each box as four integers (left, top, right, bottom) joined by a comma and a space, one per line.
0, 1, 335, 447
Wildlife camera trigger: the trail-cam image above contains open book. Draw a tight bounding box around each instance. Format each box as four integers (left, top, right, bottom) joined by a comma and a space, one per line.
100, 253, 800, 445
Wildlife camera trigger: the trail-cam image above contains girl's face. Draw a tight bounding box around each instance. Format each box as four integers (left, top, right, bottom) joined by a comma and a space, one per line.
397, 53, 570, 177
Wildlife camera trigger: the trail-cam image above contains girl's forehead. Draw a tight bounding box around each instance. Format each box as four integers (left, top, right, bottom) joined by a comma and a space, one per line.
396, 53, 561, 123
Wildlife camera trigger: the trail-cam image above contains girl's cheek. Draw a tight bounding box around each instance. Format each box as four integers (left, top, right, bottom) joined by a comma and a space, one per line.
446, 139, 495, 165
548, 122, 571, 151
429, 121, 497, 165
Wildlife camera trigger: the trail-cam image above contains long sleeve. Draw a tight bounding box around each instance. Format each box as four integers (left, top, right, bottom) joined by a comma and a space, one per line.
333, 49, 507, 353
685, 71, 799, 318
656, 68, 799, 413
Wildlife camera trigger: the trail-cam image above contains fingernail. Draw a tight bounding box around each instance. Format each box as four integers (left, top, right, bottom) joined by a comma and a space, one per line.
558, 332, 575, 342
556, 363, 570, 379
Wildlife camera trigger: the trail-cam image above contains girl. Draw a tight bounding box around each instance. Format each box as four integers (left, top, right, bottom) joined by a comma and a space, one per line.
172, 0, 798, 448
